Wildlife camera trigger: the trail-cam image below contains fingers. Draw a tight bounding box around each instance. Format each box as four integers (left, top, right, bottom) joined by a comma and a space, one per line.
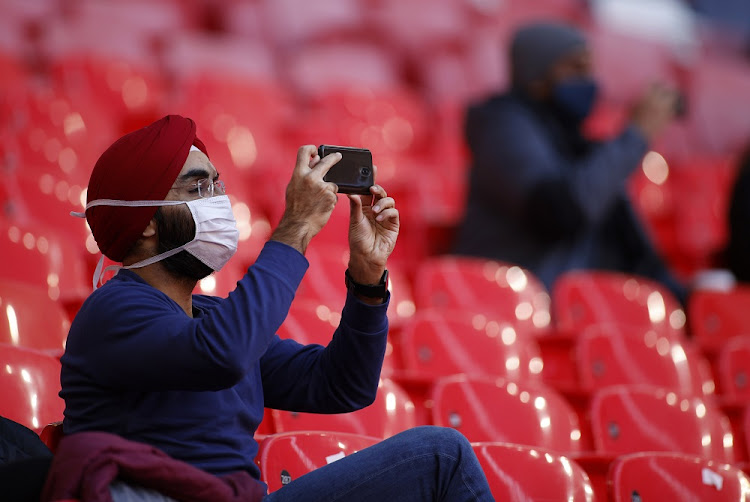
369, 184, 387, 205
295, 145, 318, 173
311, 151, 342, 178
372, 195, 395, 222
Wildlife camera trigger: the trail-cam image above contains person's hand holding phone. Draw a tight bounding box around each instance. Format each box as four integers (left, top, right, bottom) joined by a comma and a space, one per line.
270, 145, 342, 254
347, 176, 400, 294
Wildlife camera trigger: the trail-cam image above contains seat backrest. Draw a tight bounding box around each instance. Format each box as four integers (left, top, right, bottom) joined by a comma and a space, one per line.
552, 270, 685, 338
294, 245, 415, 330
688, 287, 750, 355
0, 221, 90, 307
609, 451, 750, 501
271, 378, 415, 438
576, 325, 715, 396
413, 256, 551, 337
398, 310, 544, 381
257, 431, 380, 493
430, 375, 583, 452
39, 421, 64, 454
589, 385, 735, 463
0, 280, 69, 352
717, 335, 750, 400
277, 298, 396, 375
0, 343, 64, 432
472, 442, 594, 501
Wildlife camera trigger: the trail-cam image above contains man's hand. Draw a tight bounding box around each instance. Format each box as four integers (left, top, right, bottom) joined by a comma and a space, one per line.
347, 182, 400, 289
270, 145, 341, 255
631, 83, 679, 141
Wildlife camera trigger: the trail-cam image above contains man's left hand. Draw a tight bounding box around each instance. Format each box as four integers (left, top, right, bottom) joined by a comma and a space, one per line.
347, 183, 399, 286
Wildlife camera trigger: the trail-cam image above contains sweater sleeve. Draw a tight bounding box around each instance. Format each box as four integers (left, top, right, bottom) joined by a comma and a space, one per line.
259, 292, 389, 413
62, 240, 308, 392
467, 100, 649, 232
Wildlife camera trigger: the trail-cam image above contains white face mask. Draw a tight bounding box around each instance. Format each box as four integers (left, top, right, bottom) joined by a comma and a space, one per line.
73, 195, 239, 289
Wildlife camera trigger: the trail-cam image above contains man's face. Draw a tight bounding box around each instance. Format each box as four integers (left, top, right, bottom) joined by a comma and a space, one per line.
547, 47, 593, 88
156, 151, 222, 281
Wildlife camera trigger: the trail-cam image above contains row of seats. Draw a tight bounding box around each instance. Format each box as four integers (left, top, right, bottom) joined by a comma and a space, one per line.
37, 421, 748, 500
256, 432, 749, 500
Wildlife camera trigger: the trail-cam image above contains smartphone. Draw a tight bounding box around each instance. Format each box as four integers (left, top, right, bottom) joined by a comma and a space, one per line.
318, 145, 374, 195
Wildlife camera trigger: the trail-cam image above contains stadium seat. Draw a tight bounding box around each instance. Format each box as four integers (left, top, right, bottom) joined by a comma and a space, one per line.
586, 25, 682, 104
396, 310, 544, 381
688, 286, 750, 356
276, 298, 397, 376
430, 375, 583, 452
281, 42, 401, 98
39, 420, 64, 454
0, 220, 90, 316
687, 57, 750, 156
576, 324, 715, 397
609, 451, 750, 501
0, 280, 69, 353
472, 442, 595, 501
271, 378, 416, 439
552, 270, 686, 339
295, 244, 415, 330
257, 431, 380, 493
413, 256, 552, 338
717, 336, 750, 400
0, 343, 64, 432
589, 385, 735, 463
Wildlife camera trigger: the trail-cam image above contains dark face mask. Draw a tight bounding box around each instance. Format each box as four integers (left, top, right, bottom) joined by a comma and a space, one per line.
552, 77, 599, 124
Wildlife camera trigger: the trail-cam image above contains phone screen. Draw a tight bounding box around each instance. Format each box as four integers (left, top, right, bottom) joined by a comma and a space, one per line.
319, 145, 374, 195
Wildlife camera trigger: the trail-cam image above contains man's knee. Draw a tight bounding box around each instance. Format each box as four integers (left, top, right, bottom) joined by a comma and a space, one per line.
402, 426, 473, 457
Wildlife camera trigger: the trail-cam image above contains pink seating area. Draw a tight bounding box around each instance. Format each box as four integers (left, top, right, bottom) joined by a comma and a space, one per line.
3, 1, 750, 500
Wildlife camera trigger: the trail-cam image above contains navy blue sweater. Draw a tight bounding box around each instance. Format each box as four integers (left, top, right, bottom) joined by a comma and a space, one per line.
60, 240, 389, 478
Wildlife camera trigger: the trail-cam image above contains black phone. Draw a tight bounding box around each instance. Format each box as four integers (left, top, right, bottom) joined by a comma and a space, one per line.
318, 145, 374, 195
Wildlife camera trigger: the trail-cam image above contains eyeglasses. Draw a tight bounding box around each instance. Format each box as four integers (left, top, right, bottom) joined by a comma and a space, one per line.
171, 178, 227, 198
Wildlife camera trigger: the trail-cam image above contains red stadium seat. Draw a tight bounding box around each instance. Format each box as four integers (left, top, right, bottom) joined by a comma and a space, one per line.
688, 58, 750, 156
257, 431, 380, 494
396, 310, 544, 381
576, 324, 715, 397
271, 378, 416, 439
39, 421, 64, 454
717, 336, 750, 401
276, 298, 397, 376
589, 385, 735, 463
472, 442, 595, 501
688, 287, 750, 356
281, 43, 401, 98
609, 451, 750, 501
552, 270, 686, 339
0, 280, 69, 353
0, 221, 90, 316
295, 244, 415, 331
430, 375, 583, 452
413, 256, 552, 338
0, 343, 64, 432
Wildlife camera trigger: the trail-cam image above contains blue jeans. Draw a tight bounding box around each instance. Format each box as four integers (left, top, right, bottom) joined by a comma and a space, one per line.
263, 426, 493, 501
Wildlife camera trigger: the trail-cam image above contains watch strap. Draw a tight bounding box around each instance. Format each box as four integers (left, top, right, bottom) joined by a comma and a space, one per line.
344, 269, 389, 300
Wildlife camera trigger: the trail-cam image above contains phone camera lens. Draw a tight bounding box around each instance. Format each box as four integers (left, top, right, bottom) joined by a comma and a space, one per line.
360, 167, 371, 177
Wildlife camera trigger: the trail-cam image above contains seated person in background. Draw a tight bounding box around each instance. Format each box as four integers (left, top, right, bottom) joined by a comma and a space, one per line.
723, 145, 750, 284
52, 115, 491, 501
453, 21, 687, 303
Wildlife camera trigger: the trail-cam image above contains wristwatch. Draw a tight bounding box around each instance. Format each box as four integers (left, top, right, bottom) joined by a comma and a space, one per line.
344, 269, 389, 300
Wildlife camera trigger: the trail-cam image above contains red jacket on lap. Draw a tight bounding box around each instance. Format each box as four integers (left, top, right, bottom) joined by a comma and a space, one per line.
42, 431, 266, 502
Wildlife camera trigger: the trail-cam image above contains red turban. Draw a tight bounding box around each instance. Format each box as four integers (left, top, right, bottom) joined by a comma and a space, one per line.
86, 115, 208, 262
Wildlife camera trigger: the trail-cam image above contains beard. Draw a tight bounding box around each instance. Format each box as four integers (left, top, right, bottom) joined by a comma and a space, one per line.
153, 205, 214, 281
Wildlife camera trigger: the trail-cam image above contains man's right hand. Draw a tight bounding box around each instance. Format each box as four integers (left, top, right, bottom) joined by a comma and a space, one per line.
631, 83, 680, 141
270, 145, 342, 255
